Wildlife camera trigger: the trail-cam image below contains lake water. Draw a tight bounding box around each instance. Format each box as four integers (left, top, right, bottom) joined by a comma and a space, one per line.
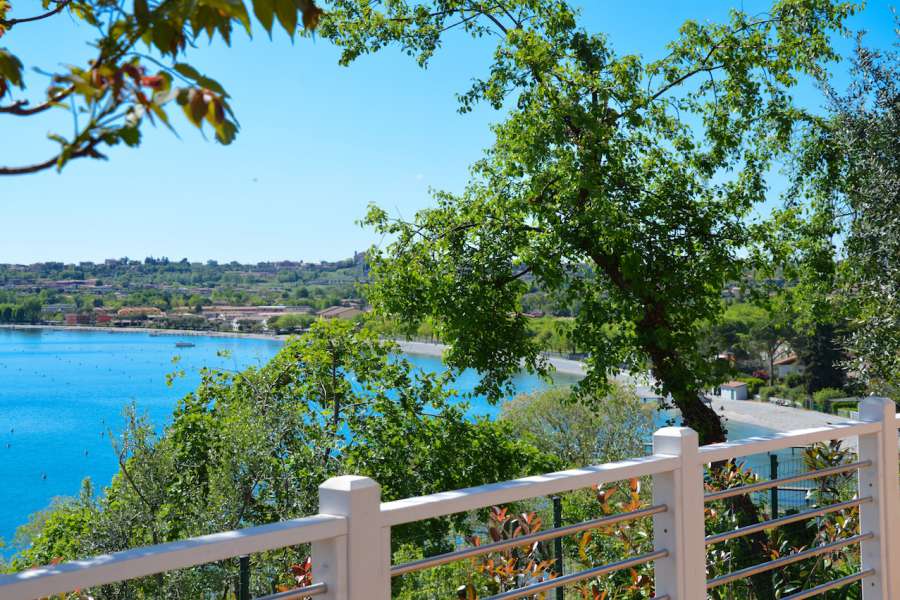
0, 328, 776, 548
0, 328, 585, 545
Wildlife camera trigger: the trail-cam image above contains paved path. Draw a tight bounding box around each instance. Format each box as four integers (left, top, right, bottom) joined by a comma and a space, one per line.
397, 340, 849, 437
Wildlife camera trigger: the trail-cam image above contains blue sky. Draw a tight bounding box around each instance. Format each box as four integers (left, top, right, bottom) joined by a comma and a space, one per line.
1, 1, 895, 264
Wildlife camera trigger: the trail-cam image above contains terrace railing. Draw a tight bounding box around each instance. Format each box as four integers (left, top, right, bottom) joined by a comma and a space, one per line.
1, 396, 898, 600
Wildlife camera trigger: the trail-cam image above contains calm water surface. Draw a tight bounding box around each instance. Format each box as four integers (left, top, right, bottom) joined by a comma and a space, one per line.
0, 328, 777, 548
0, 328, 582, 545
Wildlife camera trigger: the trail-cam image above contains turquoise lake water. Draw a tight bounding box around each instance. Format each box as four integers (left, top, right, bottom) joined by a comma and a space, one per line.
0, 328, 777, 548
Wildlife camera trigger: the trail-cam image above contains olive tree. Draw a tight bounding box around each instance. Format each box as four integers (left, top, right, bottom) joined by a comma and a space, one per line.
786, 22, 899, 393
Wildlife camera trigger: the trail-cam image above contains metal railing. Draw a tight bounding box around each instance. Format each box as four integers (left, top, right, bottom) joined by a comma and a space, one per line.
0, 396, 897, 600
255, 583, 328, 599
390, 504, 667, 576
703, 460, 871, 502
480, 550, 670, 600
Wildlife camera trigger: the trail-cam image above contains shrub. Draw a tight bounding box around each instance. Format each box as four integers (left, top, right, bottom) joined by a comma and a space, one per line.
783, 372, 806, 388
830, 400, 860, 417
736, 376, 765, 396
785, 385, 808, 402
813, 388, 849, 412
759, 386, 776, 401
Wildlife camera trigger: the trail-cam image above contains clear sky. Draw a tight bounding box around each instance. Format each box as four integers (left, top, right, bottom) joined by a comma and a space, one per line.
1, 1, 895, 264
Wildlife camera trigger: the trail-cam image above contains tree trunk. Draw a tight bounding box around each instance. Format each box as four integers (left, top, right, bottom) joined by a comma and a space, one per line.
648, 340, 776, 600
584, 243, 775, 598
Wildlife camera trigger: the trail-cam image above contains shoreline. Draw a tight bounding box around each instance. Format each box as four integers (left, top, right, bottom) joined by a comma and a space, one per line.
3, 324, 843, 436
0, 323, 290, 342
394, 340, 588, 377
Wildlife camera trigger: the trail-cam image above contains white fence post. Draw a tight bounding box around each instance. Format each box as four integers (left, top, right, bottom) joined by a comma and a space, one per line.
313, 476, 390, 600
857, 397, 900, 599
652, 427, 705, 600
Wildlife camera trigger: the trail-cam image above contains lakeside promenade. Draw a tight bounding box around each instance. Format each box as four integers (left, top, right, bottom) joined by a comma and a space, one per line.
398, 340, 845, 436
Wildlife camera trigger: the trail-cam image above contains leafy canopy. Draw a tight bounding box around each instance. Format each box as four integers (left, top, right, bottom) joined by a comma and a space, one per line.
782, 23, 900, 393
0, 0, 323, 174
323, 0, 857, 442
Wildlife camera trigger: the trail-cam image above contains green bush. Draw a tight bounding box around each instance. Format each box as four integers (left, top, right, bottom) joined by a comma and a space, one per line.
813, 387, 846, 403
759, 386, 776, 401
268, 312, 315, 333
785, 385, 808, 402
813, 388, 849, 412
736, 376, 765, 396
783, 372, 806, 388
830, 400, 860, 417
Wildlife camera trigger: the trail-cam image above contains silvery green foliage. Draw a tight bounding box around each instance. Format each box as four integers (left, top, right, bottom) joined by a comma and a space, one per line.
791, 20, 899, 391
833, 32, 900, 390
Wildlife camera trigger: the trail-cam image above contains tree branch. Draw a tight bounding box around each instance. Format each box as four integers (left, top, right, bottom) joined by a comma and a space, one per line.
0, 0, 71, 28
0, 137, 104, 176
0, 86, 74, 116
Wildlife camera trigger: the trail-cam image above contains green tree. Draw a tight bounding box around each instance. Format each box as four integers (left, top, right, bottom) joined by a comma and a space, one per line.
11, 320, 556, 596
326, 7, 856, 595
0, 0, 323, 175
787, 22, 899, 393
792, 321, 848, 394
500, 383, 653, 467
332, 0, 857, 445
268, 312, 315, 332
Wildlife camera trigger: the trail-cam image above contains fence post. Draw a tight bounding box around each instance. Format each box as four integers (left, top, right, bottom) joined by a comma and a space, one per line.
238, 555, 249, 600
858, 397, 900, 600
652, 427, 705, 600
313, 476, 390, 600
769, 454, 779, 519
552, 496, 564, 600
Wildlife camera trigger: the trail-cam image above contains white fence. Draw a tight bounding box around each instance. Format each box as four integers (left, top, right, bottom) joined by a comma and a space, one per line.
1, 396, 899, 600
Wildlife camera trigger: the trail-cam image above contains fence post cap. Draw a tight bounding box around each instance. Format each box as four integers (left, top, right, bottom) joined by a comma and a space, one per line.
319, 475, 380, 492
859, 396, 897, 419
653, 426, 697, 438
652, 426, 699, 455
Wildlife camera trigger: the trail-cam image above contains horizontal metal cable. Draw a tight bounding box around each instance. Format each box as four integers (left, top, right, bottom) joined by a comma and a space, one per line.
704, 461, 871, 503
781, 570, 874, 600
391, 504, 667, 577
480, 549, 669, 600
707, 533, 873, 589
705, 497, 872, 545
254, 582, 327, 600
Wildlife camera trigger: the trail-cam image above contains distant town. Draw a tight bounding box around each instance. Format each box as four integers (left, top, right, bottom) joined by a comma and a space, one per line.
0, 254, 371, 334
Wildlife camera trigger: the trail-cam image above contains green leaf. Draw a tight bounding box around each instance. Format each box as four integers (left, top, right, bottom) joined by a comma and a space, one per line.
0, 49, 24, 88
214, 120, 237, 145
273, 0, 296, 38
173, 62, 203, 82
252, 0, 275, 34
133, 0, 150, 24
118, 126, 141, 147
151, 22, 176, 55
173, 63, 229, 97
